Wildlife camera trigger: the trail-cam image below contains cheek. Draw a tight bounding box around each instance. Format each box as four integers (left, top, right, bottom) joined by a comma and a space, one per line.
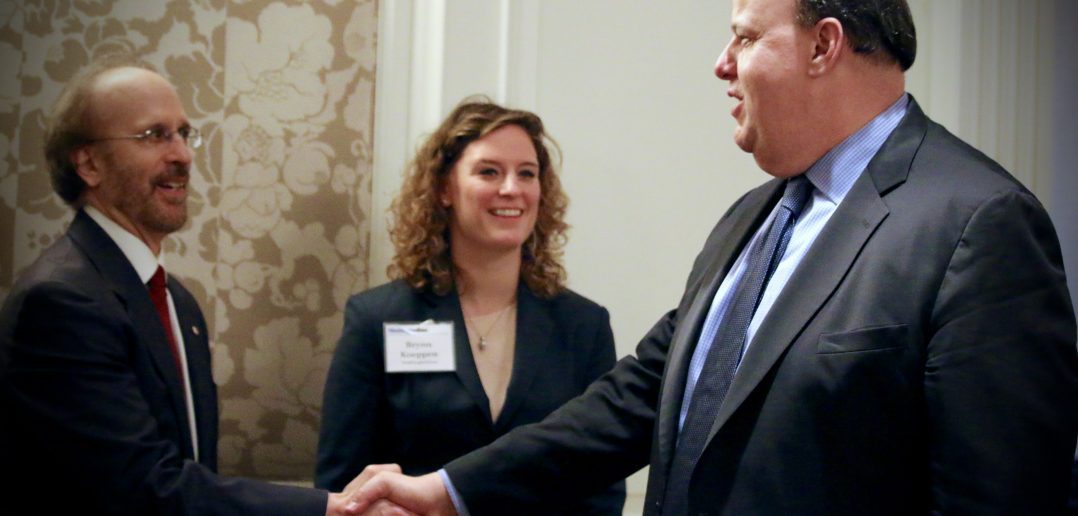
527, 185, 542, 210
456, 183, 492, 214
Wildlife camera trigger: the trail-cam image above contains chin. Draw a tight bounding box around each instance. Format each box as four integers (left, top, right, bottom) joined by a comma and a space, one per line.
733, 132, 753, 154
752, 154, 803, 179
485, 238, 528, 255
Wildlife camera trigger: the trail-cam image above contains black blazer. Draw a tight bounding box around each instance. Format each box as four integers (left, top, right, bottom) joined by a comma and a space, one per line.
0, 211, 327, 515
316, 279, 625, 514
442, 99, 1078, 514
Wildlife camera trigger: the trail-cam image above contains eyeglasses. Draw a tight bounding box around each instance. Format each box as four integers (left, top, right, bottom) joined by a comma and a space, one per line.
88, 126, 203, 149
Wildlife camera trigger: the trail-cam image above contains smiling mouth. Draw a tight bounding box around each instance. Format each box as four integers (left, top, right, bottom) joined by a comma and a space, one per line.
156, 181, 188, 202
491, 208, 523, 217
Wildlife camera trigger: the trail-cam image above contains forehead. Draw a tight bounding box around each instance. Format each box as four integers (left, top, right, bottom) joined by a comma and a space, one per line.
87, 67, 188, 130
732, 0, 797, 27
462, 124, 538, 161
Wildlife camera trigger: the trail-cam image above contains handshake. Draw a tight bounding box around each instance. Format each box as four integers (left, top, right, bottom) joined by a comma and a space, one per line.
330, 465, 457, 516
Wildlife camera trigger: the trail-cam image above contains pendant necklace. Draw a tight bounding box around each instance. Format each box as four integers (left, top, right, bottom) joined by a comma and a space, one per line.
471, 302, 514, 351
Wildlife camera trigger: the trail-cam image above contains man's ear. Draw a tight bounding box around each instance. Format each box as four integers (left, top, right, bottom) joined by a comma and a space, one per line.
71, 146, 102, 188
808, 17, 844, 77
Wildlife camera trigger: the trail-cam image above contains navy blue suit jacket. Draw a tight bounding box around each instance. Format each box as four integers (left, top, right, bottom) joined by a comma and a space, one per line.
0, 211, 327, 515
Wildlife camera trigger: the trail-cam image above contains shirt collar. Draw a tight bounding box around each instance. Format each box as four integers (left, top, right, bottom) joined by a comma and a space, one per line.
804, 93, 910, 204
84, 206, 163, 284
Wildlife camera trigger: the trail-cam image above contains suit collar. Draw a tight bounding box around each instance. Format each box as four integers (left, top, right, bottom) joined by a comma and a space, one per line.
67, 211, 197, 458
83, 205, 162, 283
414, 288, 496, 423
420, 282, 550, 428
654, 181, 785, 469
867, 96, 928, 195
658, 99, 931, 468
68, 210, 148, 294
805, 93, 910, 205
496, 283, 547, 429
700, 97, 930, 446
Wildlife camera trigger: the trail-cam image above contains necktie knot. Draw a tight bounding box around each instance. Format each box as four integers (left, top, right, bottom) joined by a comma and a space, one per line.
780, 175, 814, 218
149, 266, 167, 291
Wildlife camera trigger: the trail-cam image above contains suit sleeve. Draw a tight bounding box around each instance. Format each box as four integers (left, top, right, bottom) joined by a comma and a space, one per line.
316, 294, 395, 491
1, 281, 327, 516
926, 189, 1078, 511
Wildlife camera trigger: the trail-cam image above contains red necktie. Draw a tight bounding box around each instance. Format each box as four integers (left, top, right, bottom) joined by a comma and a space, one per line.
148, 266, 185, 382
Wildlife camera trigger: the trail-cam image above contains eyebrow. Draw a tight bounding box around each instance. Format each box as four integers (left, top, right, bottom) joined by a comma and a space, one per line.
476, 159, 539, 168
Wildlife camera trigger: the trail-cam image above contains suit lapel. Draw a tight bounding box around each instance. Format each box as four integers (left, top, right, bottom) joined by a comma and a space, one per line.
423, 291, 494, 423
495, 285, 546, 429
704, 101, 927, 443
654, 181, 785, 471
67, 211, 195, 457
171, 284, 217, 466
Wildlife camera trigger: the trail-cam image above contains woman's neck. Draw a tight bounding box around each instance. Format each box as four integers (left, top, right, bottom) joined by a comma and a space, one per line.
453, 245, 521, 316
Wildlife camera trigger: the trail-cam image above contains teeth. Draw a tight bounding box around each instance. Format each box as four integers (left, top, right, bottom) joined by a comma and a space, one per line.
492, 209, 522, 216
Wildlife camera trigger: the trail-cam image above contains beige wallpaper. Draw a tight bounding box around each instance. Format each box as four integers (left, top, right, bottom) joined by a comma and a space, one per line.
0, 0, 378, 481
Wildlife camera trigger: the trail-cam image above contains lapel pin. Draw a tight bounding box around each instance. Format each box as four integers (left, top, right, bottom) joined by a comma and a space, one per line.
192, 326, 200, 336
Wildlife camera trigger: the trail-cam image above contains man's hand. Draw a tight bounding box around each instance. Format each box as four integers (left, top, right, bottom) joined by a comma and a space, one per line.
343, 464, 404, 497
328, 490, 415, 516
327, 464, 417, 516
346, 472, 456, 516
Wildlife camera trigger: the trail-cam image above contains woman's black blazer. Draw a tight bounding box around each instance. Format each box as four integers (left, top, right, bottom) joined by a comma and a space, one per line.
316, 279, 625, 514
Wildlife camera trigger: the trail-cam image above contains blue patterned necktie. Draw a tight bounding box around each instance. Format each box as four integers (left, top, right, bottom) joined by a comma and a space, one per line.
663, 175, 814, 514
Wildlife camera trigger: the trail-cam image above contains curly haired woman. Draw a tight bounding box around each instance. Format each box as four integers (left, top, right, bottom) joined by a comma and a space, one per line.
316, 99, 625, 514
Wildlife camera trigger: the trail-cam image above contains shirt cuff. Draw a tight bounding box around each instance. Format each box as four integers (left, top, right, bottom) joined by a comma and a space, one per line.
438, 468, 470, 516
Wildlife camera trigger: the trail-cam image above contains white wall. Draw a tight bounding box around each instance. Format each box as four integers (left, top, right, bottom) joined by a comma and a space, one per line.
371, 1, 1066, 513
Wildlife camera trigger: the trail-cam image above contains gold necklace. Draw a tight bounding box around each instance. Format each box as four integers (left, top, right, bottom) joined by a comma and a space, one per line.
469, 302, 514, 351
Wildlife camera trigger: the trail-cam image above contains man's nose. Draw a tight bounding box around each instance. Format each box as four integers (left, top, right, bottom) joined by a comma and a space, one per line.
165, 134, 193, 165
714, 40, 736, 80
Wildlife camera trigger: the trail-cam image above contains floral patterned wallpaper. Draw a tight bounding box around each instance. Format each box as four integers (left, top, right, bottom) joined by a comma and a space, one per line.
0, 0, 378, 481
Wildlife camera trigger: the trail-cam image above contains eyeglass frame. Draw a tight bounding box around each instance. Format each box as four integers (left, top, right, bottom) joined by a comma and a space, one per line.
86, 125, 203, 150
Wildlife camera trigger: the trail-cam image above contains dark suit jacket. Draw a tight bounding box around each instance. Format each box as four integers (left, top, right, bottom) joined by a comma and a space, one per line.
443, 99, 1078, 514
0, 211, 327, 515
316, 279, 625, 514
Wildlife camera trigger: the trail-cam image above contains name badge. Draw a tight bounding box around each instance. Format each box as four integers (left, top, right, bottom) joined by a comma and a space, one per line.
384, 320, 455, 373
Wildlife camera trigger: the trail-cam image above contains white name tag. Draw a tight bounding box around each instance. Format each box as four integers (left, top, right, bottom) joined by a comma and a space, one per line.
384, 320, 455, 373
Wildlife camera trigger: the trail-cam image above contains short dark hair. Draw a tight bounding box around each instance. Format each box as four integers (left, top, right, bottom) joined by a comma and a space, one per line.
796, 0, 916, 71
43, 53, 154, 205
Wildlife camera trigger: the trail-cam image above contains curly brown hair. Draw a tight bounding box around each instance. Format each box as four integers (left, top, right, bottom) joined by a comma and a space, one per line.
387, 98, 569, 298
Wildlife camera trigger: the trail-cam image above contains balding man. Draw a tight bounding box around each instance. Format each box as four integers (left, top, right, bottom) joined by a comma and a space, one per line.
348, 0, 1078, 514
0, 57, 367, 515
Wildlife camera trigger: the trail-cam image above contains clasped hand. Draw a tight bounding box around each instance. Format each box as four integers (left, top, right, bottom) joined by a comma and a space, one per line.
327, 464, 457, 516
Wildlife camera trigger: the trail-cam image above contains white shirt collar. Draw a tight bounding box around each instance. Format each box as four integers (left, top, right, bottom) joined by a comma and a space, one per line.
84, 206, 164, 284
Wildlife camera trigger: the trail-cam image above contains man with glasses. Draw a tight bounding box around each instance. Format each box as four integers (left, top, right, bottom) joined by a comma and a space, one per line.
0, 57, 366, 515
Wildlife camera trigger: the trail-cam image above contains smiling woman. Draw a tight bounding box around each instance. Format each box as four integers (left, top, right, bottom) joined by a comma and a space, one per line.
315, 98, 626, 514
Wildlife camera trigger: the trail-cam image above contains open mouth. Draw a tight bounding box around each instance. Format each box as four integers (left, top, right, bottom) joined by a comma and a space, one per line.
156, 180, 188, 201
